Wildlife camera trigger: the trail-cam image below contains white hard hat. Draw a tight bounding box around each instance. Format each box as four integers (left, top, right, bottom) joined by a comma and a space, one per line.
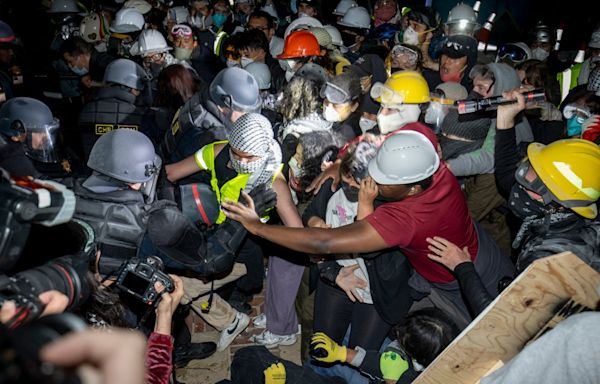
284, 16, 323, 38
368, 131, 440, 185
333, 0, 358, 16
80, 12, 110, 43
136, 29, 172, 55
123, 0, 152, 15
445, 3, 479, 37
48, 0, 80, 13
111, 8, 145, 33
244, 62, 271, 90
324, 25, 347, 53
337, 6, 371, 30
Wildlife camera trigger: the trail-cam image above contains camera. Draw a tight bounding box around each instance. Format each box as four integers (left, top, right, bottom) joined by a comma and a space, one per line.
116, 256, 174, 305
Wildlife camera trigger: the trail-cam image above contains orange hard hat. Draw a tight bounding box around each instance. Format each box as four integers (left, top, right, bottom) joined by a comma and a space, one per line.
277, 30, 323, 59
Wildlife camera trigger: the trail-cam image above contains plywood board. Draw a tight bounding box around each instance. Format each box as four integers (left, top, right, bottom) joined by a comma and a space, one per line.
414, 252, 600, 384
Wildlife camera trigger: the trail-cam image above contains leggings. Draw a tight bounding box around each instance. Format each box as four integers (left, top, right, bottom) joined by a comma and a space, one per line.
313, 278, 391, 350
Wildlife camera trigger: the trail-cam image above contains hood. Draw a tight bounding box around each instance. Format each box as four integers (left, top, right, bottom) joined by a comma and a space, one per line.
486, 62, 521, 97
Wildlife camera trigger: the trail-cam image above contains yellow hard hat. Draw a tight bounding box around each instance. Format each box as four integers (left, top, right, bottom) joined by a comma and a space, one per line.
527, 139, 600, 219
370, 71, 430, 106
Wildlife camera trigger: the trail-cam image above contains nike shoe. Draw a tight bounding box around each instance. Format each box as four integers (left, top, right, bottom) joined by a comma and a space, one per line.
250, 330, 297, 349
252, 313, 266, 328
217, 312, 250, 352
173, 342, 217, 368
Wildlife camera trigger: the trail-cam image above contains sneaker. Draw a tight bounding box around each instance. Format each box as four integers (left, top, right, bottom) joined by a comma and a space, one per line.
173, 342, 217, 368
252, 313, 266, 328
250, 330, 297, 349
217, 312, 250, 352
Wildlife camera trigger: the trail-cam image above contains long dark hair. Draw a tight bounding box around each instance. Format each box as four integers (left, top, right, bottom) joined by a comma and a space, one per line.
154, 64, 200, 109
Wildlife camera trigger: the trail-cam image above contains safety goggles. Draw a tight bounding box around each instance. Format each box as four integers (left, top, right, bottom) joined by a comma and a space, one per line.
320, 82, 353, 104
515, 159, 594, 208
497, 44, 528, 63
370, 82, 404, 106
563, 104, 591, 122
171, 24, 193, 37
224, 48, 240, 61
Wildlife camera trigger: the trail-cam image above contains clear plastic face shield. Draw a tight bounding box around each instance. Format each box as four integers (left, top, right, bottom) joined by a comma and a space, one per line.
23, 118, 61, 163
444, 20, 479, 37
390, 44, 418, 70
424, 93, 454, 133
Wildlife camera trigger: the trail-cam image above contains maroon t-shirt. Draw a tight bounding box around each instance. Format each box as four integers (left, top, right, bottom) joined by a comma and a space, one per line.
366, 162, 478, 283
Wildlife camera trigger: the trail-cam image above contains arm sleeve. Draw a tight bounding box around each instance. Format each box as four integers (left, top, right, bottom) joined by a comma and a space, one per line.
146, 332, 174, 384
447, 127, 496, 177
494, 128, 521, 199
454, 262, 493, 316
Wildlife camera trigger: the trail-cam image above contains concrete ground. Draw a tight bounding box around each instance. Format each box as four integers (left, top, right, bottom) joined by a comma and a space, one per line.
176, 287, 302, 383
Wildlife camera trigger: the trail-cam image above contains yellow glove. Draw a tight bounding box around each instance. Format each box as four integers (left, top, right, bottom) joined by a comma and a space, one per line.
309, 332, 347, 363
380, 351, 409, 381
264, 362, 286, 384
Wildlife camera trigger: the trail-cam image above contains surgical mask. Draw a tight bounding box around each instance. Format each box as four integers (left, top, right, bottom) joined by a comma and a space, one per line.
402, 27, 419, 45
71, 66, 88, 76
227, 59, 240, 68
323, 104, 342, 122
359, 117, 377, 133
285, 69, 295, 82
298, 12, 310, 18
341, 182, 360, 202
566, 116, 584, 137
240, 56, 254, 67
94, 41, 108, 53
213, 13, 227, 28
531, 47, 549, 61
174, 47, 193, 61
288, 156, 303, 178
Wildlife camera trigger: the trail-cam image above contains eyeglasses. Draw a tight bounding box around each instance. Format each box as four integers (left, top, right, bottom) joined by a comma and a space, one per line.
497, 44, 529, 63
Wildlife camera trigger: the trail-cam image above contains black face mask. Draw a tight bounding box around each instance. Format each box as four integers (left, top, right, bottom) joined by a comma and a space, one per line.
341, 31, 358, 47
508, 184, 552, 220
341, 182, 359, 202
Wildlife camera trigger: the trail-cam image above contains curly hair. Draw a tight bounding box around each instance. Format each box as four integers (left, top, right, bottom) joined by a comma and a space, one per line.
278, 76, 322, 122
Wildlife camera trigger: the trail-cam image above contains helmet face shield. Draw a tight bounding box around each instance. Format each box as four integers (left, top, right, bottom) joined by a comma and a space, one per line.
23, 117, 60, 163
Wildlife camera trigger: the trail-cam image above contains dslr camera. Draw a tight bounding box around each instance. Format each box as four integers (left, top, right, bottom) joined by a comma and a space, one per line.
116, 256, 174, 305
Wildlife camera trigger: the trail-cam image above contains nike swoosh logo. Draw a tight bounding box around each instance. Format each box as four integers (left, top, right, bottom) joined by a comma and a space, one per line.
226, 318, 240, 335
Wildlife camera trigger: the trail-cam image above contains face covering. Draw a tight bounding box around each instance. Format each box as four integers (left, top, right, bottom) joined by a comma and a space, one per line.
71, 66, 88, 76
440, 65, 467, 83
298, 12, 310, 18
341, 182, 360, 202
174, 47, 193, 61
341, 32, 358, 48
230, 152, 267, 175
359, 117, 377, 133
402, 27, 419, 45
508, 184, 553, 220
566, 116, 584, 137
377, 104, 421, 134
288, 156, 303, 178
240, 56, 254, 68
227, 59, 240, 68
323, 104, 342, 122
213, 13, 227, 28
531, 47, 549, 61
149, 62, 164, 78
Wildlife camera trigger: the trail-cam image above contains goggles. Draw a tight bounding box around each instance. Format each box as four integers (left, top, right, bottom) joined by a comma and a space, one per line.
320, 82, 354, 104
563, 104, 591, 122
171, 24, 193, 37
515, 159, 594, 209
224, 48, 240, 61
497, 44, 528, 63
370, 82, 404, 106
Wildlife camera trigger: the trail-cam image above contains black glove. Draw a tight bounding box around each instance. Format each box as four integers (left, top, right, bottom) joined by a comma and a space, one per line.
247, 184, 277, 216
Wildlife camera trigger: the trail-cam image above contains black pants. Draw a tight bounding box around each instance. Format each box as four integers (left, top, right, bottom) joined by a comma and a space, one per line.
225, 346, 344, 384
314, 278, 391, 350
234, 235, 265, 293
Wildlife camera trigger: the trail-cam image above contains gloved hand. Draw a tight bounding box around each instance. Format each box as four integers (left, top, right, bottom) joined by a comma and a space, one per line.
379, 351, 409, 381
247, 184, 277, 216
264, 362, 286, 384
309, 332, 347, 363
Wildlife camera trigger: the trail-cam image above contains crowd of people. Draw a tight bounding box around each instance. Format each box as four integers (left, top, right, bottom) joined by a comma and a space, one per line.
1, 0, 600, 383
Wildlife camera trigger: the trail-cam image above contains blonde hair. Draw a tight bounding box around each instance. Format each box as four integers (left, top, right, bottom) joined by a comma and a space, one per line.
278, 76, 322, 122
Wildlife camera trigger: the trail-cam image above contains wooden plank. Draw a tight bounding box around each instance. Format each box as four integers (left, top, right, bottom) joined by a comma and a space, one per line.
414, 252, 600, 384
